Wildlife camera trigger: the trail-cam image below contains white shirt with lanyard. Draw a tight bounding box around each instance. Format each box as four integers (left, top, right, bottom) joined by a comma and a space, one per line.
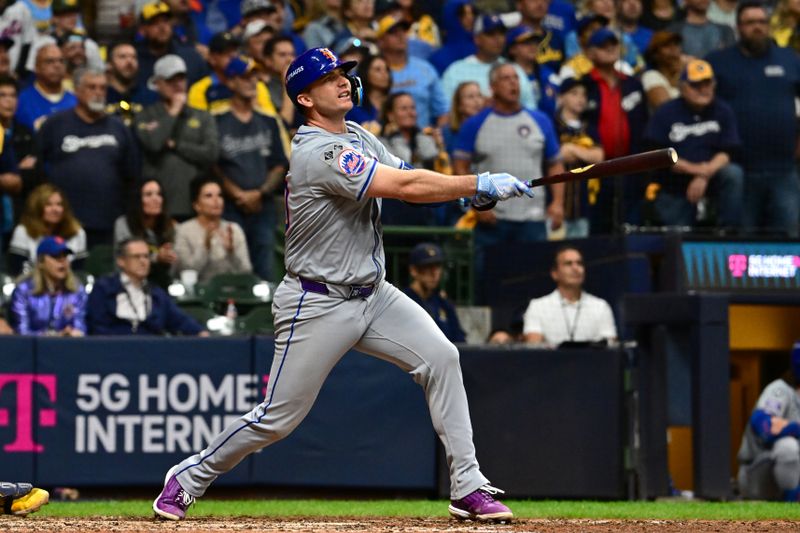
115, 273, 151, 332
522, 289, 618, 346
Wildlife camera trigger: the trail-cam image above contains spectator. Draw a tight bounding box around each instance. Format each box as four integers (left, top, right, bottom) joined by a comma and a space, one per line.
134, 1, 208, 92
641, 30, 682, 110
707, 1, 800, 236
506, 25, 559, 118
8, 184, 87, 276
55, 31, 88, 89
338, 0, 377, 44
708, 0, 737, 32
173, 175, 252, 283
487, 329, 515, 344
165, 0, 212, 56
135, 54, 219, 220
378, 13, 448, 128
442, 14, 536, 111
428, 0, 476, 75
643, 59, 743, 228
113, 179, 177, 289
0, 36, 11, 77
36, 68, 139, 246
738, 344, 800, 502
618, 0, 653, 55
582, 27, 648, 233
0, 75, 33, 226
667, 0, 735, 59
403, 242, 466, 343
8, 235, 87, 336
15, 43, 76, 131
522, 244, 617, 346
302, 0, 345, 49
453, 63, 564, 301
554, 77, 604, 238
87, 237, 207, 336
771, 0, 800, 53
0, 0, 37, 74
44, 0, 104, 72
262, 35, 297, 127
443, 80, 483, 155
641, 0, 678, 31
214, 57, 287, 281
0, 317, 11, 334
566, 0, 642, 71
241, 20, 276, 77
346, 53, 391, 134
391, 0, 442, 59
515, 0, 566, 71
240, 0, 305, 54
105, 41, 156, 127
559, 13, 608, 79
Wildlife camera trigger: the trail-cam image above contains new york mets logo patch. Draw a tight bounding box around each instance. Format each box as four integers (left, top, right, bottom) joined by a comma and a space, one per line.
337, 149, 367, 176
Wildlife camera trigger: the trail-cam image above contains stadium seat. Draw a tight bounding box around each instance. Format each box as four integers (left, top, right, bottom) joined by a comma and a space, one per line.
195, 272, 263, 306
235, 305, 274, 335
83, 244, 116, 278
180, 305, 218, 329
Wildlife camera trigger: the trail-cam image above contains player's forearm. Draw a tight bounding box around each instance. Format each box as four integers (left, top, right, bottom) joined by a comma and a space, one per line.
368, 164, 476, 202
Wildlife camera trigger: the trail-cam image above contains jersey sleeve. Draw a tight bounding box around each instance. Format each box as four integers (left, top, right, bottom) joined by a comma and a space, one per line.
306, 141, 379, 202
452, 111, 486, 161
755, 381, 794, 418
530, 110, 562, 163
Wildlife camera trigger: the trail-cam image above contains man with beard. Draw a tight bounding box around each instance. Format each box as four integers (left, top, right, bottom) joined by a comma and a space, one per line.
707, 0, 800, 236
106, 41, 156, 126
36, 68, 140, 246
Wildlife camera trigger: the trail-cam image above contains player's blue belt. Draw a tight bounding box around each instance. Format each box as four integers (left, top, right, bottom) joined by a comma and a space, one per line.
298, 276, 376, 300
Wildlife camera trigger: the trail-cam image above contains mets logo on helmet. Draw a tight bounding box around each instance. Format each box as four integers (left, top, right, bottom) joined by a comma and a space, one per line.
337, 149, 367, 176
320, 48, 337, 62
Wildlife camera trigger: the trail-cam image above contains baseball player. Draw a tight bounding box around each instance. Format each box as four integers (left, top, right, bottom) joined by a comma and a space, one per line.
738, 344, 800, 501
153, 47, 532, 522
0, 482, 49, 516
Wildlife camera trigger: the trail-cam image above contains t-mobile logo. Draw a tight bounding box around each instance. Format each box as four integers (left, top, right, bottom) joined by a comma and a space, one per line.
728, 254, 747, 278
0, 374, 57, 452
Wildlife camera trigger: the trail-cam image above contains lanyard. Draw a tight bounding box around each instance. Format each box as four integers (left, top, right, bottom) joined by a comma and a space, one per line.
122, 286, 150, 333
561, 298, 582, 342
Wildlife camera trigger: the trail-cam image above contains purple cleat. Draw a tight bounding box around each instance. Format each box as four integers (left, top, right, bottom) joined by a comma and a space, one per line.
448, 485, 513, 522
152, 466, 195, 520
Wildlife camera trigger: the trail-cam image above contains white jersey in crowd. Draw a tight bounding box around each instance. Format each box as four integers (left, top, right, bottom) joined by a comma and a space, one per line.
284, 120, 404, 286
522, 289, 617, 346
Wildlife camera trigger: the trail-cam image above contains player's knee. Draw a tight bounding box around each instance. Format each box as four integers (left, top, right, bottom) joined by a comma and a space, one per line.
773, 437, 800, 464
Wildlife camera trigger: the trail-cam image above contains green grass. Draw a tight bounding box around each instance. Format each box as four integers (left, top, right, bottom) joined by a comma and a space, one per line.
35, 499, 800, 521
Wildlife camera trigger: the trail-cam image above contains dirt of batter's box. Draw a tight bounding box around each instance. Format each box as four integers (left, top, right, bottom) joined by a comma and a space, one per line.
1, 517, 799, 533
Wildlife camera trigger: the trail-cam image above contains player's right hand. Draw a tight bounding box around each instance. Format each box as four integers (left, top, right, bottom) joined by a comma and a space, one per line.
475, 172, 534, 202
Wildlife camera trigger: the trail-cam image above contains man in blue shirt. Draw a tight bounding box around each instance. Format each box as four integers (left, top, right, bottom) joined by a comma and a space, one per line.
644, 59, 743, 228
377, 14, 449, 128
15, 43, 76, 131
707, 0, 800, 236
404, 243, 466, 343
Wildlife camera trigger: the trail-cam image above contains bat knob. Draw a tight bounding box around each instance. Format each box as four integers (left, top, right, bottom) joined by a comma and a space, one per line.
472, 199, 497, 212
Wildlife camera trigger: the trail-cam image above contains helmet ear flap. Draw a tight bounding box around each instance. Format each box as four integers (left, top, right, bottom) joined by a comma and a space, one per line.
347, 74, 363, 106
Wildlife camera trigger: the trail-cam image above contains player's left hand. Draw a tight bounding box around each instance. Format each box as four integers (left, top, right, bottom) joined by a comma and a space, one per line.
686, 176, 709, 204
476, 172, 534, 202
547, 201, 564, 230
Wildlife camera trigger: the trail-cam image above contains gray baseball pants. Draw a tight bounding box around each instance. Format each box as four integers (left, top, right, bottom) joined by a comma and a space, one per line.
738, 436, 800, 499
172, 275, 489, 499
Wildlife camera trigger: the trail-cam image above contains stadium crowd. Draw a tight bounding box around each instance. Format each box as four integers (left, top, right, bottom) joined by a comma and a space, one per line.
0, 0, 798, 339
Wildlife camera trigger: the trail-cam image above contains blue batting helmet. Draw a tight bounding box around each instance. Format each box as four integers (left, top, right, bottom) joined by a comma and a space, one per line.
285, 47, 362, 107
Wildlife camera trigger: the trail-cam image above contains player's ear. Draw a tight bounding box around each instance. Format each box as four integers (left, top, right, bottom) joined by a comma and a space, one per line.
296, 92, 313, 110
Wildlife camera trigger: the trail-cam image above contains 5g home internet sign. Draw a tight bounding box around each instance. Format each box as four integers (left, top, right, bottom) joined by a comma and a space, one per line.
683, 241, 800, 291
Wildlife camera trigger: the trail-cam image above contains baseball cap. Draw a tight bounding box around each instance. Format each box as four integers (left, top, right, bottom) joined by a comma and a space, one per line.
474, 13, 506, 35
587, 27, 619, 48
506, 25, 543, 48
37, 236, 73, 257
409, 243, 445, 267
52, 0, 81, 15
139, 1, 171, 23
224, 56, 254, 78
209, 31, 240, 54
375, 15, 411, 38
241, 0, 276, 17
242, 20, 274, 41
680, 59, 714, 83
147, 54, 187, 89
558, 76, 586, 95
576, 13, 609, 36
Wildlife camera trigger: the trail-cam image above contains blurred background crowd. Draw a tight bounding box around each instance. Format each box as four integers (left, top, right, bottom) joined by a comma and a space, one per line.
0, 0, 797, 340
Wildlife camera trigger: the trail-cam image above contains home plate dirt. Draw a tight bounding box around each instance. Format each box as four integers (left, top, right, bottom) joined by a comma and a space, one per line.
0, 517, 796, 532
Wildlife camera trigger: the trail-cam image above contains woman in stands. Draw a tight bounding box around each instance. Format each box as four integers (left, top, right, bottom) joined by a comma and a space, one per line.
345, 53, 391, 135
113, 179, 177, 289
7, 184, 87, 276
8, 236, 87, 336
443, 81, 483, 155
173, 175, 252, 283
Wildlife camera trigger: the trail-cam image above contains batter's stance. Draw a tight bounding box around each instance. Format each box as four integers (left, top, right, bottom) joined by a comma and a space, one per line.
153, 47, 533, 522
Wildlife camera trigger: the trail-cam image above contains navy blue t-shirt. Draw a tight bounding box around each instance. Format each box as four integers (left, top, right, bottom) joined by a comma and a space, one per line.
403, 286, 466, 343
644, 96, 741, 192
216, 111, 288, 192
707, 44, 800, 172
37, 110, 139, 230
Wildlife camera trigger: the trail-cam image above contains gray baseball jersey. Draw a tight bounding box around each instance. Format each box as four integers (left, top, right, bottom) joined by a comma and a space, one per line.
168, 120, 491, 502
285, 121, 403, 286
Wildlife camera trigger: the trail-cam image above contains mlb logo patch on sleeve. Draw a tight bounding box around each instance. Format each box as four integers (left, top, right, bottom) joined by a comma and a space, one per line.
337, 149, 367, 176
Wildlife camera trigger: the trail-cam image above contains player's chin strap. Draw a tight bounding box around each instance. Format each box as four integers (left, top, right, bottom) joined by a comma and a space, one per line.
347, 74, 363, 106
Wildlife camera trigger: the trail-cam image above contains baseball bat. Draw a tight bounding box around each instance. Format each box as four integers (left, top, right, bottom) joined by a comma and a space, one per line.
472, 148, 678, 211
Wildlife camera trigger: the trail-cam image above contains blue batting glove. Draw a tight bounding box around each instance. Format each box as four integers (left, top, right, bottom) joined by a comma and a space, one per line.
476, 172, 534, 201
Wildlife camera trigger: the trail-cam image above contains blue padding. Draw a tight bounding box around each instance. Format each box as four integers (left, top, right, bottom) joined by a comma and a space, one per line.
252, 337, 437, 489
